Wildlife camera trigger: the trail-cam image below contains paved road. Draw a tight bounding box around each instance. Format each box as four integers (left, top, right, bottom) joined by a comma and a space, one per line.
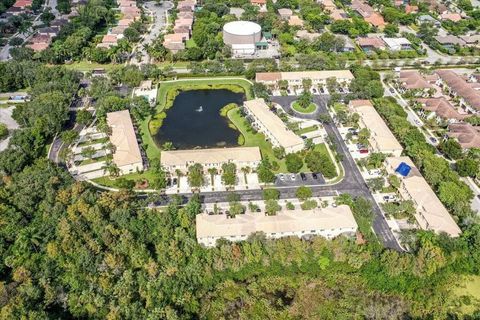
48, 97, 87, 164
132, 1, 173, 65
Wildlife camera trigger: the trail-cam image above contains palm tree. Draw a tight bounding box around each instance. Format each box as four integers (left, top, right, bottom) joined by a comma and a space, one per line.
175, 169, 183, 188
103, 160, 120, 178
207, 168, 218, 187
241, 166, 251, 185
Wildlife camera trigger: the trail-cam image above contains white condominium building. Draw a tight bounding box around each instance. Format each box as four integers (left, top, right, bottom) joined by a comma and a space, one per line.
385, 156, 461, 237
255, 70, 355, 87
196, 205, 358, 247
243, 98, 304, 154
161, 146, 262, 174
106, 110, 144, 175
349, 100, 403, 156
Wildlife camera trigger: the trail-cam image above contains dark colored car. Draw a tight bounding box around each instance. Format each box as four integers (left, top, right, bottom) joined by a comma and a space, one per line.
300, 173, 307, 181
312, 173, 318, 180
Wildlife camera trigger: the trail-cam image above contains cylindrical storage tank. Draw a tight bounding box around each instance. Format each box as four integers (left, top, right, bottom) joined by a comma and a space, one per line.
223, 21, 262, 46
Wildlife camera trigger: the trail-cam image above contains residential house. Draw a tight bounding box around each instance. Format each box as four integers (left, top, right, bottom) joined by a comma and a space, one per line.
416, 15, 441, 27
255, 70, 355, 89
351, 0, 385, 29
382, 37, 412, 51
436, 69, 480, 113
37, 26, 60, 37
447, 123, 480, 149
398, 70, 436, 94
288, 15, 304, 27
440, 12, 462, 22
278, 8, 293, 20
356, 36, 386, 51
26, 34, 52, 52
415, 97, 469, 123
435, 35, 466, 50
163, 33, 189, 53
405, 4, 418, 14
250, 0, 267, 11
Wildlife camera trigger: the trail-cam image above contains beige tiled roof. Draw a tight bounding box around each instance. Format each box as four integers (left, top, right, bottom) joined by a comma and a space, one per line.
385, 156, 461, 237
288, 15, 304, 26
256, 70, 354, 83
357, 36, 385, 49
106, 110, 143, 168
416, 98, 468, 121
399, 70, 432, 90
161, 147, 261, 167
349, 100, 403, 153
436, 69, 480, 111
196, 205, 357, 239
448, 123, 480, 149
244, 98, 304, 150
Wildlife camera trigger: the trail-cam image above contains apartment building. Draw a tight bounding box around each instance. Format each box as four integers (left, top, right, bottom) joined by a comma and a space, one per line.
106, 110, 144, 175
196, 205, 358, 247
255, 70, 354, 88
385, 156, 461, 237
349, 100, 403, 156
243, 99, 304, 154
161, 147, 262, 174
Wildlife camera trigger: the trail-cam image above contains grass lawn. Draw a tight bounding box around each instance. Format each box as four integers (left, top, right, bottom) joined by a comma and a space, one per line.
154, 61, 190, 69
292, 101, 317, 114
450, 275, 480, 315
63, 61, 117, 72
92, 169, 158, 188
295, 125, 318, 135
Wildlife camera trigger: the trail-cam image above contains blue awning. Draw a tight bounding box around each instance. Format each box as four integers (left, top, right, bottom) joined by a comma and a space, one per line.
395, 162, 411, 177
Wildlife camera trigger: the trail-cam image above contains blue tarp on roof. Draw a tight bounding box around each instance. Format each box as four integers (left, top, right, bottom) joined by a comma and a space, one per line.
395, 162, 411, 177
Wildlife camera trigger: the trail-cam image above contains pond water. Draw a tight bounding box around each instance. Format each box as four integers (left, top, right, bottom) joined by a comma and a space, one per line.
154, 89, 245, 149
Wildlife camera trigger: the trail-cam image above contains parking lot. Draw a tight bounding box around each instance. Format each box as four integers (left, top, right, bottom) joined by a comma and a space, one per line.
275, 172, 326, 187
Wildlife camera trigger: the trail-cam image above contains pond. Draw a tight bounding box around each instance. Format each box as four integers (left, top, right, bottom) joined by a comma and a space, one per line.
154, 89, 245, 149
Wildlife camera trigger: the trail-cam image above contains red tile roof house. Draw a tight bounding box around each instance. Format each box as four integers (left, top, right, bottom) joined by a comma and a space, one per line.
398, 70, 434, 94
415, 97, 469, 123
356, 36, 386, 52
351, 0, 386, 29
12, 0, 32, 9
26, 34, 52, 52
163, 33, 189, 53
447, 123, 480, 149
96, 34, 118, 48
436, 69, 480, 114
440, 12, 462, 22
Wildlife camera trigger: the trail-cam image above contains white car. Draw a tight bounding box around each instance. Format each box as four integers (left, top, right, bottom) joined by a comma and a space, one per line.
279, 174, 285, 181
290, 174, 296, 180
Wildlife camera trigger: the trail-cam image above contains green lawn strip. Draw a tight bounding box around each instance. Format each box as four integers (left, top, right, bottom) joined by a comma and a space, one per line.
78, 155, 111, 166
227, 107, 288, 173
63, 61, 116, 72
154, 61, 190, 69
92, 169, 158, 188
77, 137, 108, 147
295, 125, 318, 135
292, 101, 317, 114
139, 114, 161, 161
314, 143, 343, 181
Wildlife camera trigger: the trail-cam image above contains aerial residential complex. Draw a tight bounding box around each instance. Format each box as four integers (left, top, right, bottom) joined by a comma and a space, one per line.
196, 205, 358, 247
243, 98, 304, 154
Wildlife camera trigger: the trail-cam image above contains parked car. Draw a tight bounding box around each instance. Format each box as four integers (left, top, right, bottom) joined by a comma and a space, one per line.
300, 173, 307, 181
290, 174, 296, 180
389, 88, 395, 94
429, 137, 438, 143
383, 195, 396, 202
312, 173, 318, 180
359, 149, 369, 154
279, 174, 285, 181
